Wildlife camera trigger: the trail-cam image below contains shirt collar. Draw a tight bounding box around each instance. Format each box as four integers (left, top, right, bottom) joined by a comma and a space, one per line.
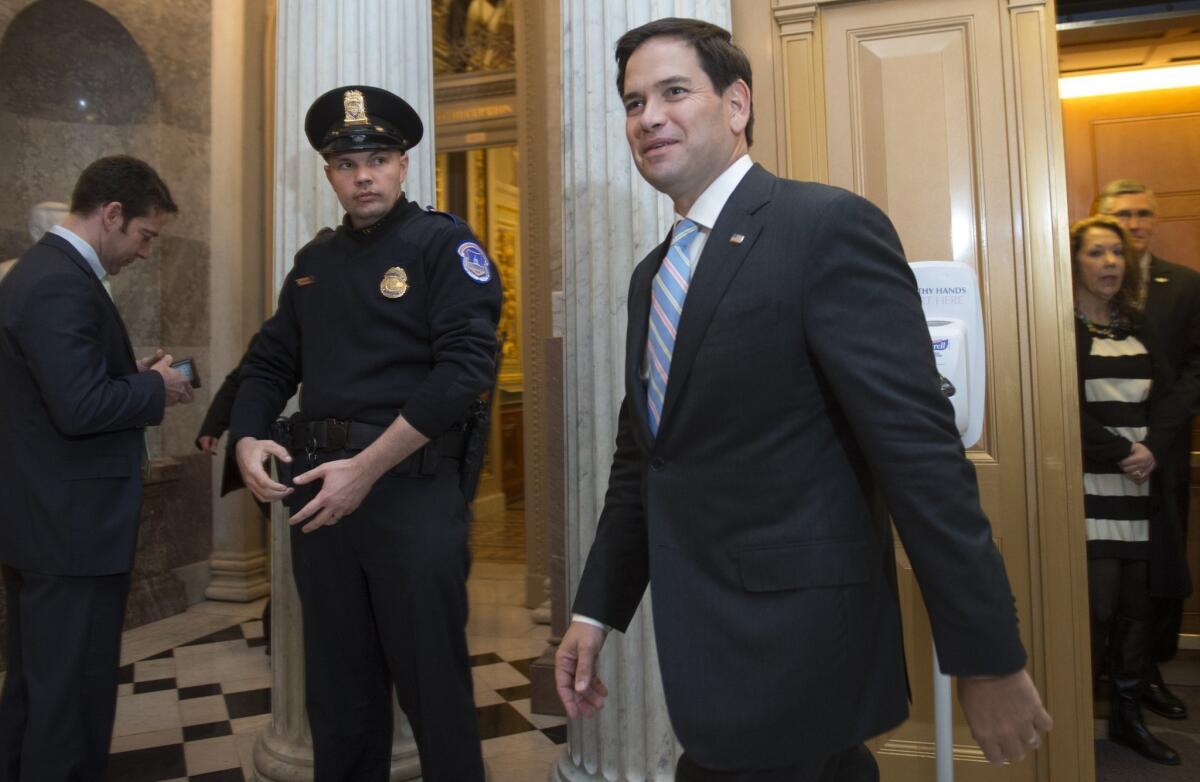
49, 224, 106, 281
677, 154, 754, 230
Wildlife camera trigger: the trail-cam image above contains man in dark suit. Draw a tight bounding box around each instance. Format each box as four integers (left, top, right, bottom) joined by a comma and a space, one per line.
1097, 179, 1200, 721
555, 18, 1052, 781
0, 155, 192, 781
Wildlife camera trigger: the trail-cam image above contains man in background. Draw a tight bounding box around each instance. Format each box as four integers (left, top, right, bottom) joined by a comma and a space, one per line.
0, 155, 192, 781
1097, 179, 1200, 721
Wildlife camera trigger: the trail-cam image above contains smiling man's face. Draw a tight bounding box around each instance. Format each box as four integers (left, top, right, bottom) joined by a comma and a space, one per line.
622, 36, 747, 213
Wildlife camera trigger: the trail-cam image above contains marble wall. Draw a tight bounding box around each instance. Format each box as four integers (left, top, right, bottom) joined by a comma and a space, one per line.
0, 0, 213, 458
0, 0, 219, 645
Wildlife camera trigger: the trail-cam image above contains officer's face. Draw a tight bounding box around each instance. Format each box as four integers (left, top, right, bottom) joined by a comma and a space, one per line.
324, 149, 409, 228
621, 36, 749, 213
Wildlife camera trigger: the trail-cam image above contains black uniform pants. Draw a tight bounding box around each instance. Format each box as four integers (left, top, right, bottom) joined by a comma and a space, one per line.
676, 744, 878, 781
288, 454, 483, 782
0, 565, 130, 782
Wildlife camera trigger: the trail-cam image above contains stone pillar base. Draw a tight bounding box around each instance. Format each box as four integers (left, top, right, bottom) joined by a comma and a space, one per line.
528, 641, 564, 717
253, 731, 420, 782
252, 730, 311, 782
206, 548, 270, 602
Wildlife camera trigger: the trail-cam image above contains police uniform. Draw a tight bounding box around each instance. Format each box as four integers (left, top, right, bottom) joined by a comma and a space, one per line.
229, 86, 500, 781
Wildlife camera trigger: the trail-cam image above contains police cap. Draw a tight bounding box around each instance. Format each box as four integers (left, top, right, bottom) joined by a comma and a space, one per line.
304, 85, 424, 156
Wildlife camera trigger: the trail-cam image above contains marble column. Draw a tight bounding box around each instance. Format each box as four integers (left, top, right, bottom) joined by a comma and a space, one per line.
253, 1, 433, 780
207, 0, 270, 605
554, 3, 730, 781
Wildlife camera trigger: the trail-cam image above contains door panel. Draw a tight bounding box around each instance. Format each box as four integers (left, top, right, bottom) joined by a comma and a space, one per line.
733, 1, 1092, 778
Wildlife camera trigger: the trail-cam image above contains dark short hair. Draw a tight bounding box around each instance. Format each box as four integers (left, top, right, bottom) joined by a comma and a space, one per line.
615, 17, 755, 146
1069, 214, 1140, 321
70, 155, 178, 226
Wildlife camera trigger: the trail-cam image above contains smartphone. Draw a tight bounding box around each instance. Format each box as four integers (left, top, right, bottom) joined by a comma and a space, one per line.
170, 357, 202, 389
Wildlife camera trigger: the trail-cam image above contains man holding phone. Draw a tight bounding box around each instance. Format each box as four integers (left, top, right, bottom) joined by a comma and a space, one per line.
0, 156, 192, 781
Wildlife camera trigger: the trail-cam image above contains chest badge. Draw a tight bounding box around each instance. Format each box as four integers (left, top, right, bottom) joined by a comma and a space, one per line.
380, 266, 409, 299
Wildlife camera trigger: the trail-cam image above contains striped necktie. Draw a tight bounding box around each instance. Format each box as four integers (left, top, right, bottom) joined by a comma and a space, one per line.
646, 218, 700, 437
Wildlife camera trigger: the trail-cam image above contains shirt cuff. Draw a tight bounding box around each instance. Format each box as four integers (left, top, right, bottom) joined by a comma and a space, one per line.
571, 613, 611, 633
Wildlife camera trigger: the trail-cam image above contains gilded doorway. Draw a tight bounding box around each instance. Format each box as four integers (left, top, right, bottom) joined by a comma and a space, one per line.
432, 0, 529, 567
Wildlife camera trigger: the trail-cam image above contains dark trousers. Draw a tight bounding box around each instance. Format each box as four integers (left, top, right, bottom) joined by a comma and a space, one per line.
1088, 558, 1152, 683
1151, 468, 1193, 662
677, 745, 878, 782
0, 565, 130, 782
288, 457, 483, 782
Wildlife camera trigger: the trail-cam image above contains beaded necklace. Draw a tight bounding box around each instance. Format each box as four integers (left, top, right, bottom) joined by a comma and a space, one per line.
1075, 305, 1130, 339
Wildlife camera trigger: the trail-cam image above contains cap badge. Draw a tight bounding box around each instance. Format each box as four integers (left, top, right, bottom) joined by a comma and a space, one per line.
380, 266, 408, 299
343, 89, 370, 127
457, 241, 492, 284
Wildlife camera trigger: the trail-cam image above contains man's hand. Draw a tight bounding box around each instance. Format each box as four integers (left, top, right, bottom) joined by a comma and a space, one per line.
137, 348, 166, 372
197, 435, 219, 455
555, 621, 610, 719
235, 436, 293, 502
958, 669, 1053, 765
149, 354, 193, 406
1118, 443, 1156, 484
289, 456, 378, 533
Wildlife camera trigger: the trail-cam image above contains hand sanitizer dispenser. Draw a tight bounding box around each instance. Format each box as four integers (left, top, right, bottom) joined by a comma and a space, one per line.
910, 261, 985, 449
910, 261, 987, 782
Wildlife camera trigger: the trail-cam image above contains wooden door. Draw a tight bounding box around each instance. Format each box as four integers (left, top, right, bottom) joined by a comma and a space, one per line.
733, 0, 1093, 779
1062, 85, 1200, 637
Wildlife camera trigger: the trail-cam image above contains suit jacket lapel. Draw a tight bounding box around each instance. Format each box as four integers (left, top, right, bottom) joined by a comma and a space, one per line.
627, 237, 669, 449
40, 234, 137, 366
658, 165, 773, 432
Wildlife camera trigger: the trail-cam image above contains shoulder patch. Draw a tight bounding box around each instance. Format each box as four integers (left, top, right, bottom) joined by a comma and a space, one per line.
457, 241, 492, 284
425, 206, 466, 228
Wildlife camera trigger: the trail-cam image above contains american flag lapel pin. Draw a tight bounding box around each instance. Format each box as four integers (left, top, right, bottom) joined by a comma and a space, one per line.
730, 233, 745, 245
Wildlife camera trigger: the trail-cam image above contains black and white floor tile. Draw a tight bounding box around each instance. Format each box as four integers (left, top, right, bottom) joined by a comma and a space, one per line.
105, 563, 565, 781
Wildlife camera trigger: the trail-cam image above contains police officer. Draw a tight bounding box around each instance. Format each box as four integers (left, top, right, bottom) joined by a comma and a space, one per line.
229, 85, 500, 781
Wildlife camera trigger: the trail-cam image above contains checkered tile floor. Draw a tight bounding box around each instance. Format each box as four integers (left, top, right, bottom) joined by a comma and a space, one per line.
106, 615, 565, 781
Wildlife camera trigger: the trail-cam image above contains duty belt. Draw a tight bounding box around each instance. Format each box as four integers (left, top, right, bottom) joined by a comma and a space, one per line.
272, 416, 464, 477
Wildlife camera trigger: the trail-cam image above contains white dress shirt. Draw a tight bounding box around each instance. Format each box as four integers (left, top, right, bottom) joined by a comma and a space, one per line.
49, 224, 106, 282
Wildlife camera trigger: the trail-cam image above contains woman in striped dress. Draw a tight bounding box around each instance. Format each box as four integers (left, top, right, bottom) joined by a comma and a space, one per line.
1072, 215, 1179, 766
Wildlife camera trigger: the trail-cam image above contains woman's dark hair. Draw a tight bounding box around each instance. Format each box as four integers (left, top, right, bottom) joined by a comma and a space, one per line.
1069, 214, 1140, 322
615, 17, 755, 146
70, 155, 178, 227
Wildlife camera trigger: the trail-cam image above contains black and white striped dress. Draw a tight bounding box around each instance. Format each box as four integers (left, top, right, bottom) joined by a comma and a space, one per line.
1077, 316, 1153, 560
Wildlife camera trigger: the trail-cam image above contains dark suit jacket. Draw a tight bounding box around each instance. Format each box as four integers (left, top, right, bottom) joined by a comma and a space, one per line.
1139, 255, 1200, 596
0, 233, 164, 575
572, 165, 1025, 769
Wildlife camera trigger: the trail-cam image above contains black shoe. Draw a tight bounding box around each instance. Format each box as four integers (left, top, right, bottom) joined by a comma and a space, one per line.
1111, 682, 1181, 765
1143, 673, 1188, 720
1109, 717, 1182, 765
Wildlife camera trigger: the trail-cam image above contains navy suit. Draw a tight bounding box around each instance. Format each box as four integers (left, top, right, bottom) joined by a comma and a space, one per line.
0, 232, 164, 781
1139, 256, 1200, 656
573, 166, 1025, 774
